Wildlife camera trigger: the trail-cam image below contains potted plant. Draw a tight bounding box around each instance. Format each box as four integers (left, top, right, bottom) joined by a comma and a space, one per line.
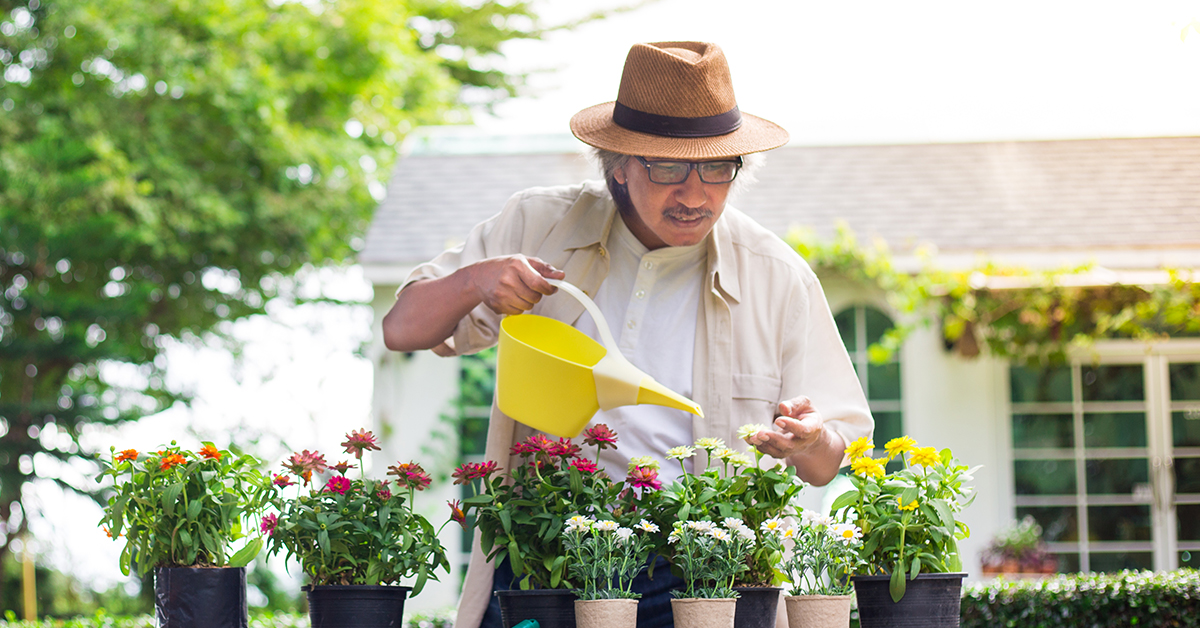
98, 442, 272, 628
563, 515, 657, 628
667, 517, 754, 628
980, 515, 1057, 576
263, 428, 451, 628
830, 435, 976, 628
458, 424, 630, 628
778, 511, 864, 628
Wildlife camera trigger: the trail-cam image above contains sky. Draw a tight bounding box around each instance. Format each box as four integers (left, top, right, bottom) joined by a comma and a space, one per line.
37, 0, 1200, 602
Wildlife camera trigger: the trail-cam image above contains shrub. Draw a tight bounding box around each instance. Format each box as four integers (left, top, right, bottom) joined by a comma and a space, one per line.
961, 569, 1200, 628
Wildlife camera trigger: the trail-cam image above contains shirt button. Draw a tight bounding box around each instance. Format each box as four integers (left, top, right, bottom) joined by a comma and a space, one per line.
644, 261, 654, 270
635, 290, 645, 299
599, 247, 607, 257
627, 320, 637, 329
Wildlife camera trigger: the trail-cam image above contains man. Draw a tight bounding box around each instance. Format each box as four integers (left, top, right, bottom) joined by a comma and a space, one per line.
383, 41, 873, 628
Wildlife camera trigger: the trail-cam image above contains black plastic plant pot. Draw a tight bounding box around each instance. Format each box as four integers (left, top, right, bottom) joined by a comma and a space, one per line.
304, 584, 412, 628
154, 566, 248, 628
851, 572, 966, 628
733, 586, 782, 628
496, 588, 578, 628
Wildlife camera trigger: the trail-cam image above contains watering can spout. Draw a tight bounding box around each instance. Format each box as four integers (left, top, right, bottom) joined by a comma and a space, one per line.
637, 377, 704, 417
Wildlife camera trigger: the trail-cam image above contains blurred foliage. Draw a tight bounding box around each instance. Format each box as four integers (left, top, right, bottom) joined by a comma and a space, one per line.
789, 224, 1200, 366
0, 0, 569, 607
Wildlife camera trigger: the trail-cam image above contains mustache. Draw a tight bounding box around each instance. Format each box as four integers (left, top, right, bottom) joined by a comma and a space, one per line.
662, 206, 713, 220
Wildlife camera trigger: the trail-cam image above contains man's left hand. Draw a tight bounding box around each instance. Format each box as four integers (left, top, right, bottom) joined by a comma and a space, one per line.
745, 396, 825, 460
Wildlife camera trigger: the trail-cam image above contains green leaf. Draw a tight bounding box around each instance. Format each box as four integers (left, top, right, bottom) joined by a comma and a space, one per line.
829, 489, 858, 512
229, 536, 263, 567
186, 499, 202, 521
161, 483, 184, 516
890, 564, 907, 603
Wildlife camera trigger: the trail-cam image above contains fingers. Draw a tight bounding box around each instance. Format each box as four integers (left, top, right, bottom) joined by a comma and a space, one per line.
475, 255, 563, 315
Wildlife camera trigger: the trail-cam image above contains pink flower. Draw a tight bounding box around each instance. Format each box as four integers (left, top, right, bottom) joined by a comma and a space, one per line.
341, 429, 381, 459
376, 487, 392, 501
282, 450, 328, 486
627, 465, 662, 491
272, 474, 296, 488
323, 476, 351, 495
452, 460, 498, 484
511, 434, 555, 457
569, 458, 599, 474
388, 462, 432, 491
548, 438, 581, 458
583, 424, 619, 450
330, 461, 353, 476
260, 513, 278, 536
448, 500, 466, 529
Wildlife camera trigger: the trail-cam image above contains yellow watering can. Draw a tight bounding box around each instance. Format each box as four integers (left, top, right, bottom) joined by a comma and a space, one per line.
496, 279, 704, 438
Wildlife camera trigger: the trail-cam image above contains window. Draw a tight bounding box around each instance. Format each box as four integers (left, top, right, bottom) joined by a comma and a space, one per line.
834, 305, 902, 459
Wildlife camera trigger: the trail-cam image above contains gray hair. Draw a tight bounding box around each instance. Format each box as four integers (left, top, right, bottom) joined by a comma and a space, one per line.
587, 148, 764, 199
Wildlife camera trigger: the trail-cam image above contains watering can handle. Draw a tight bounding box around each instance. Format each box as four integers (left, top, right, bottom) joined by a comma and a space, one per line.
546, 279, 619, 350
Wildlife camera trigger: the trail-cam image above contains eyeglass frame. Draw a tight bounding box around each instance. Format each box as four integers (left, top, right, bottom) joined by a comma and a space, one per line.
632, 155, 744, 185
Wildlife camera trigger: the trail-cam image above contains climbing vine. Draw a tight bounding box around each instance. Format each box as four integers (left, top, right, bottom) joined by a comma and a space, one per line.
788, 225, 1200, 366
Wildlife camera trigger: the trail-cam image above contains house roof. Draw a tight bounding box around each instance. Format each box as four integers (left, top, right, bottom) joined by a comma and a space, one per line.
360, 129, 1200, 281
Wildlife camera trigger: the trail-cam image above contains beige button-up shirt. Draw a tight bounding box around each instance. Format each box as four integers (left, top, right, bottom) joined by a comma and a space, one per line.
401, 180, 873, 628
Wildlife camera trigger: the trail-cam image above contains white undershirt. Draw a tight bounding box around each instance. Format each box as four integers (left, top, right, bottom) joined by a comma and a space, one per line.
573, 214, 706, 486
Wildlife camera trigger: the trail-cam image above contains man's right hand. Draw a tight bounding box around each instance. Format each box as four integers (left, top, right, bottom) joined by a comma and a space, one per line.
469, 255, 565, 316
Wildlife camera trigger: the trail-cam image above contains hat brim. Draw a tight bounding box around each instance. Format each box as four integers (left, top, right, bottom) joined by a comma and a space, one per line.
570, 102, 790, 160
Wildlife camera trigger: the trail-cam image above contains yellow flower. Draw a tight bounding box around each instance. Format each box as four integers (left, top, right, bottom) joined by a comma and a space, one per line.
736, 423, 763, 442
845, 436, 874, 460
694, 437, 725, 451
884, 436, 917, 460
897, 496, 919, 511
911, 446, 940, 467
851, 456, 885, 479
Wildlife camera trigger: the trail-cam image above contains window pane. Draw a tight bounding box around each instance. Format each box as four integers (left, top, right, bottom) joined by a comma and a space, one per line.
834, 309, 855, 352
1014, 459, 1076, 495
1087, 505, 1151, 541
1012, 413, 1074, 449
1011, 365, 1072, 403
1085, 458, 1149, 495
1081, 365, 1144, 402
1016, 506, 1078, 542
867, 362, 901, 400
460, 417, 489, 457
863, 307, 893, 345
1053, 553, 1081, 573
872, 411, 903, 445
1177, 505, 1200, 541
1173, 410, 1200, 448
1089, 552, 1152, 572
1083, 412, 1147, 448
1175, 457, 1200, 494
1169, 363, 1200, 401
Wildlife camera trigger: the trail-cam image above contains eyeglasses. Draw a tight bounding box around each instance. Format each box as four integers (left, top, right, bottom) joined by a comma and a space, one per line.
633, 156, 743, 185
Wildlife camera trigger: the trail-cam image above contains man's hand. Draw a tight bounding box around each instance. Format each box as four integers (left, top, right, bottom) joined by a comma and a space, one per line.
745, 396, 825, 460
470, 255, 565, 315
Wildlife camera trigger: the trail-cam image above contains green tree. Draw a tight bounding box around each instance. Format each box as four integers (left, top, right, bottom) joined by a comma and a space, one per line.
0, 0, 554, 607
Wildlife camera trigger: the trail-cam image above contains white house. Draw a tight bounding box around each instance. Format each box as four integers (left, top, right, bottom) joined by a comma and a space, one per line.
359, 126, 1200, 612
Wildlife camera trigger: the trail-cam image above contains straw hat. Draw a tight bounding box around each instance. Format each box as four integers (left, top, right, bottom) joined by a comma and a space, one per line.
570, 41, 789, 160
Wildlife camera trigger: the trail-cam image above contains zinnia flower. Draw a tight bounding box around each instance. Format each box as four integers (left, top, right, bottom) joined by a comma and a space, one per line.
666, 445, 695, 460
627, 456, 660, 471
198, 443, 222, 460
376, 488, 392, 501
569, 458, 598, 474
911, 446, 940, 467
388, 461, 432, 491
341, 428, 381, 459
845, 436, 875, 460
323, 476, 351, 495
736, 423, 763, 442
694, 437, 725, 451
727, 452, 753, 468
627, 465, 662, 491
330, 461, 353, 475
885, 436, 917, 460
452, 460, 499, 484
283, 450, 328, 485
272, 474, 296, 488
159, 453, 186, 470
548, 438, 581, 458
448, 500, 466, 529
115, 449, 138, 463
851, 456, 886, 479
583, 424, 619, 450
260, 513, 278, 536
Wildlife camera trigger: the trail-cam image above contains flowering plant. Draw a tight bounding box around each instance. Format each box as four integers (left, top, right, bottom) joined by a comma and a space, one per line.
779, 511, 865, 596
563, 515, 657, 600
830, 435, 976, 602
263, 429, 451, 591
667, 518, 754, 599
459, 424, 636, 590
98, 442, 272, 576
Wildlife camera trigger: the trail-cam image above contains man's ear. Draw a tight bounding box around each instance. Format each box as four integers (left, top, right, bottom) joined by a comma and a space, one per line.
613, 163, 627, 185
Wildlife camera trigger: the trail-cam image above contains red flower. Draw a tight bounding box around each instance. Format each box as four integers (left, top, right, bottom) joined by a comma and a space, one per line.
569, 458, 599, 474
448, 499, 466, 529
260, 513, 278, 536
340, 429, 381, 459
583, 424, 619, 450
283, 450, 328, 486
323, 476, 351, 495
452, 460, 499, 484
388, 462, 432, 491
627, 465, 662, 491
272, 474, 296, 488
159, 453, 186, 471
115, 449, 138, 463
330, 461, 353, 476
198, 443, 222, 460
549, 438, 581, 458
376, 488, 392, 501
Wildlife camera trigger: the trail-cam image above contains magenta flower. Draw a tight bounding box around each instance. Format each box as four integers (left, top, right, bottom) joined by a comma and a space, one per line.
549, 438, 582, 458
452, 460, 499, 484
376, 488, 392, 501
272, 474, 296, 488
323, 476, 351, 495
388, 461, 432, 491
260, 513, 278, 536
341, 429, 381, 459
583, 424, 619, 450
282, 449, 328, 486
448, 499, 466, 529
628, 465, 662, 491
569, 458, 599, 474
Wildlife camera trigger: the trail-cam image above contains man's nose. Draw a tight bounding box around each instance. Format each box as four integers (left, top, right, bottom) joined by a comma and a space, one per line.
674, 169, 707, 208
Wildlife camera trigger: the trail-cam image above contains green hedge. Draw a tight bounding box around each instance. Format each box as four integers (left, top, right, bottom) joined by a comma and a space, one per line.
961, 569, 1200, 628
0, 608, 454, 628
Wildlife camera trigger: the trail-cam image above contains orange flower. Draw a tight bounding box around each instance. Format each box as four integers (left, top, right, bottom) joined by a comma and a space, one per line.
116, 449, 138, 462
160, 453, 186, 470
198, 444, 222, 460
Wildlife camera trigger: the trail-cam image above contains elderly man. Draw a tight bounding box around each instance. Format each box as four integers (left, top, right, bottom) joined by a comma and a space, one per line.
383, 41, 873, 628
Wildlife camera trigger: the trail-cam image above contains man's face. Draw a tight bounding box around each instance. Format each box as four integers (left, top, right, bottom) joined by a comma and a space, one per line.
613, 156, 735, 250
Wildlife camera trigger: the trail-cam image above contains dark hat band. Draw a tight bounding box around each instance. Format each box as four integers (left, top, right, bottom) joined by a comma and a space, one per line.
612, 101, 743, 138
